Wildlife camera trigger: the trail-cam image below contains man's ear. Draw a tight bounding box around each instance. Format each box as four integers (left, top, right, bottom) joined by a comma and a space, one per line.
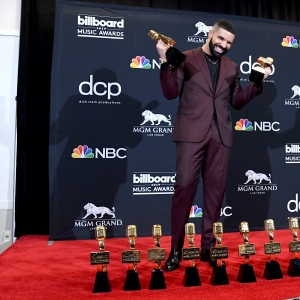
208, 29, 214, 39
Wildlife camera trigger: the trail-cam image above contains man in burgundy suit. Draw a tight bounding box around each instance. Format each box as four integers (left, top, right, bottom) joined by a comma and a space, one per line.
156, 19, 271, 271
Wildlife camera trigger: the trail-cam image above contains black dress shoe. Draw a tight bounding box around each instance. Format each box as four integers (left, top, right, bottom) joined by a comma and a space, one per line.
200, 248, 216, 267
165, 248, 182, 271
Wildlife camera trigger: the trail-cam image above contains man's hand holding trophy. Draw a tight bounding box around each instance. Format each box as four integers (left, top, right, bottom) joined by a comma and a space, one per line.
249, 56, 273, 84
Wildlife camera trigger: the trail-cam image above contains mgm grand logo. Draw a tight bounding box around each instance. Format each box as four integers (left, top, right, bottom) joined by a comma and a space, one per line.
133, 110, 174, 137
74, 203, 123, 228
238, 170, 278, 195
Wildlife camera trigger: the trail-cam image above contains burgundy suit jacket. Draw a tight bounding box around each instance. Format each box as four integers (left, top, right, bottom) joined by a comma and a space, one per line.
160, 47, 263, 147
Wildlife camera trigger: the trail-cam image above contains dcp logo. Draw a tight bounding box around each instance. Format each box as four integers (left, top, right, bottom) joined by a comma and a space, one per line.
287, 194, 299, 212
79, 75, 121, 99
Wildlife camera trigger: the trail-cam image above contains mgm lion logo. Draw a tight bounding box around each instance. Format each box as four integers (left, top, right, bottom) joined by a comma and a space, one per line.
82, 203, 115, 219
140, 110, 172, 126
244, 170, 272, 184
194, 22, 213, 36
291, 85, 300, 98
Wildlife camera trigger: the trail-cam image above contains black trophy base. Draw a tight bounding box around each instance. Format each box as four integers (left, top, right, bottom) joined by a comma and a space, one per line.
149, 269, 167, 290
287, 258, 300, 277
210, 262, 229, 286
237, 263, 257, 283
263, 260, 283, 280
184, 266, 201, 287
166, 47, 186, 67
249, 68, 264, 84
93, 271, 111, 293
124, 270, 141, 291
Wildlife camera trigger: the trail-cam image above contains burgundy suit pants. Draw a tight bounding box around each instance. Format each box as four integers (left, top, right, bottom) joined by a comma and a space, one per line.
171, 119, 231, 250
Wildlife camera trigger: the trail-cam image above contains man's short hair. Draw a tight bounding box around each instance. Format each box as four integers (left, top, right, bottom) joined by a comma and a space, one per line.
214, 19, 236, 35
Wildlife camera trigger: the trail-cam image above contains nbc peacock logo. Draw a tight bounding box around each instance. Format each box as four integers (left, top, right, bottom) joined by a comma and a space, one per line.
281, 36, 299, 48
71, 145, 94, 158
130, 56, 151, 69
189, 205, 203, 218
235, 119, 253, 131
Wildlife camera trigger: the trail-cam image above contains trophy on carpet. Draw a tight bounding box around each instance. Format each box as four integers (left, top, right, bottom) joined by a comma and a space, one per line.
182, 223, 201, 287
249, 56, 273, 84
263, 219, 283, 280
122, 225, 141, 290
147, 224, 167, 289
237, 221, 257, 283
90, 225, 111, 293
148, 30, 186, 67
287, 218, 300, 277
210, 222, 229, 285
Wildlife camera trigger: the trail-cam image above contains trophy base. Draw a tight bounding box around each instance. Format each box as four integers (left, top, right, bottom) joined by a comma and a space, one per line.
183, 266, 201, 287
249, 68, 265, 84
210, 262, 229, 286
93, 271, 111, 293
124, 270, 141, 291
287, 258, 300, 277
166, 47, 186, 67
263, 260, 283, 280
149, 269, 167, 290
237, 263, 257, 283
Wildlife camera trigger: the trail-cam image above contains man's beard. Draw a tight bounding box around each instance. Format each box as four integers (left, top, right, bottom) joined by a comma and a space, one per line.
209, 39, 229, 58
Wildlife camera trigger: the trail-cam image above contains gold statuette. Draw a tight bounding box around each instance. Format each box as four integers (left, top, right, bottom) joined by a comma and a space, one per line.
148, 30, 186, 67
90, 226, 111, 292
287, 218, 300, 276
249, 56, 274, 84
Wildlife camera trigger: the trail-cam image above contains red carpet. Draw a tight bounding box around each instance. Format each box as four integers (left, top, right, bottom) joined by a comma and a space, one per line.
1, 230, 300, 300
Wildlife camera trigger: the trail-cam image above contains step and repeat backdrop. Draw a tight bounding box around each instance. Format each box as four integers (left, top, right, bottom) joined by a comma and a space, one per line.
49, 0, 300, 240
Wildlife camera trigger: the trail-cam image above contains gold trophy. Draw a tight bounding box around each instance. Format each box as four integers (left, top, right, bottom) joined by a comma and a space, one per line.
287, 218, 300, 276
237, 221, 256, 283
147, 224, 167, 289
182, 223, 201, 287
148, 30, 186, 67
263, 219, 283, 279
122, 225, 141, 290
249, 56, 273, 84
210, 222, 229, 285
90, 226, 110, 292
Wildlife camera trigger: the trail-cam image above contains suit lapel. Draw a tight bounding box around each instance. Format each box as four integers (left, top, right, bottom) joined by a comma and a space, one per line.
193, 47, 213, 93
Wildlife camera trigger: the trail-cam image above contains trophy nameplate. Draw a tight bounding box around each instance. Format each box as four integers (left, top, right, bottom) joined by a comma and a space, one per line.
90, 226, 111, 293
210, 222, 229, 286
148, 224, 167, 290
123, 225, 141, 291
238, 244, 256, 256
287, 218, 300, 277
148, 30, 186, 67
249, 56, 273, 84
263, 219, 283, 280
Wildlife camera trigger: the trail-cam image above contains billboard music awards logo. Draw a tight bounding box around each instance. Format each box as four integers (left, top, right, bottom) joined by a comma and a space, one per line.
284, 85, 300, 109
187, 21, 212, 44
238, 169, 277, 194
133, 109, 174, 137
74, 202, 123, 229
77, 14, 124, 39
235, 119, 280, 132
133, 172, 176, 195
285, 143, 300, 163
71, 145, 126, 159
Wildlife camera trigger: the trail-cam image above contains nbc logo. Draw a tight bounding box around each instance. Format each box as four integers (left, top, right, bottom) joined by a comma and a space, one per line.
189, 205, 203, 218
281, 36, 299, 48
71, 145, 94, 158
130, 56, 151, 69
235, 119, 253, 131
